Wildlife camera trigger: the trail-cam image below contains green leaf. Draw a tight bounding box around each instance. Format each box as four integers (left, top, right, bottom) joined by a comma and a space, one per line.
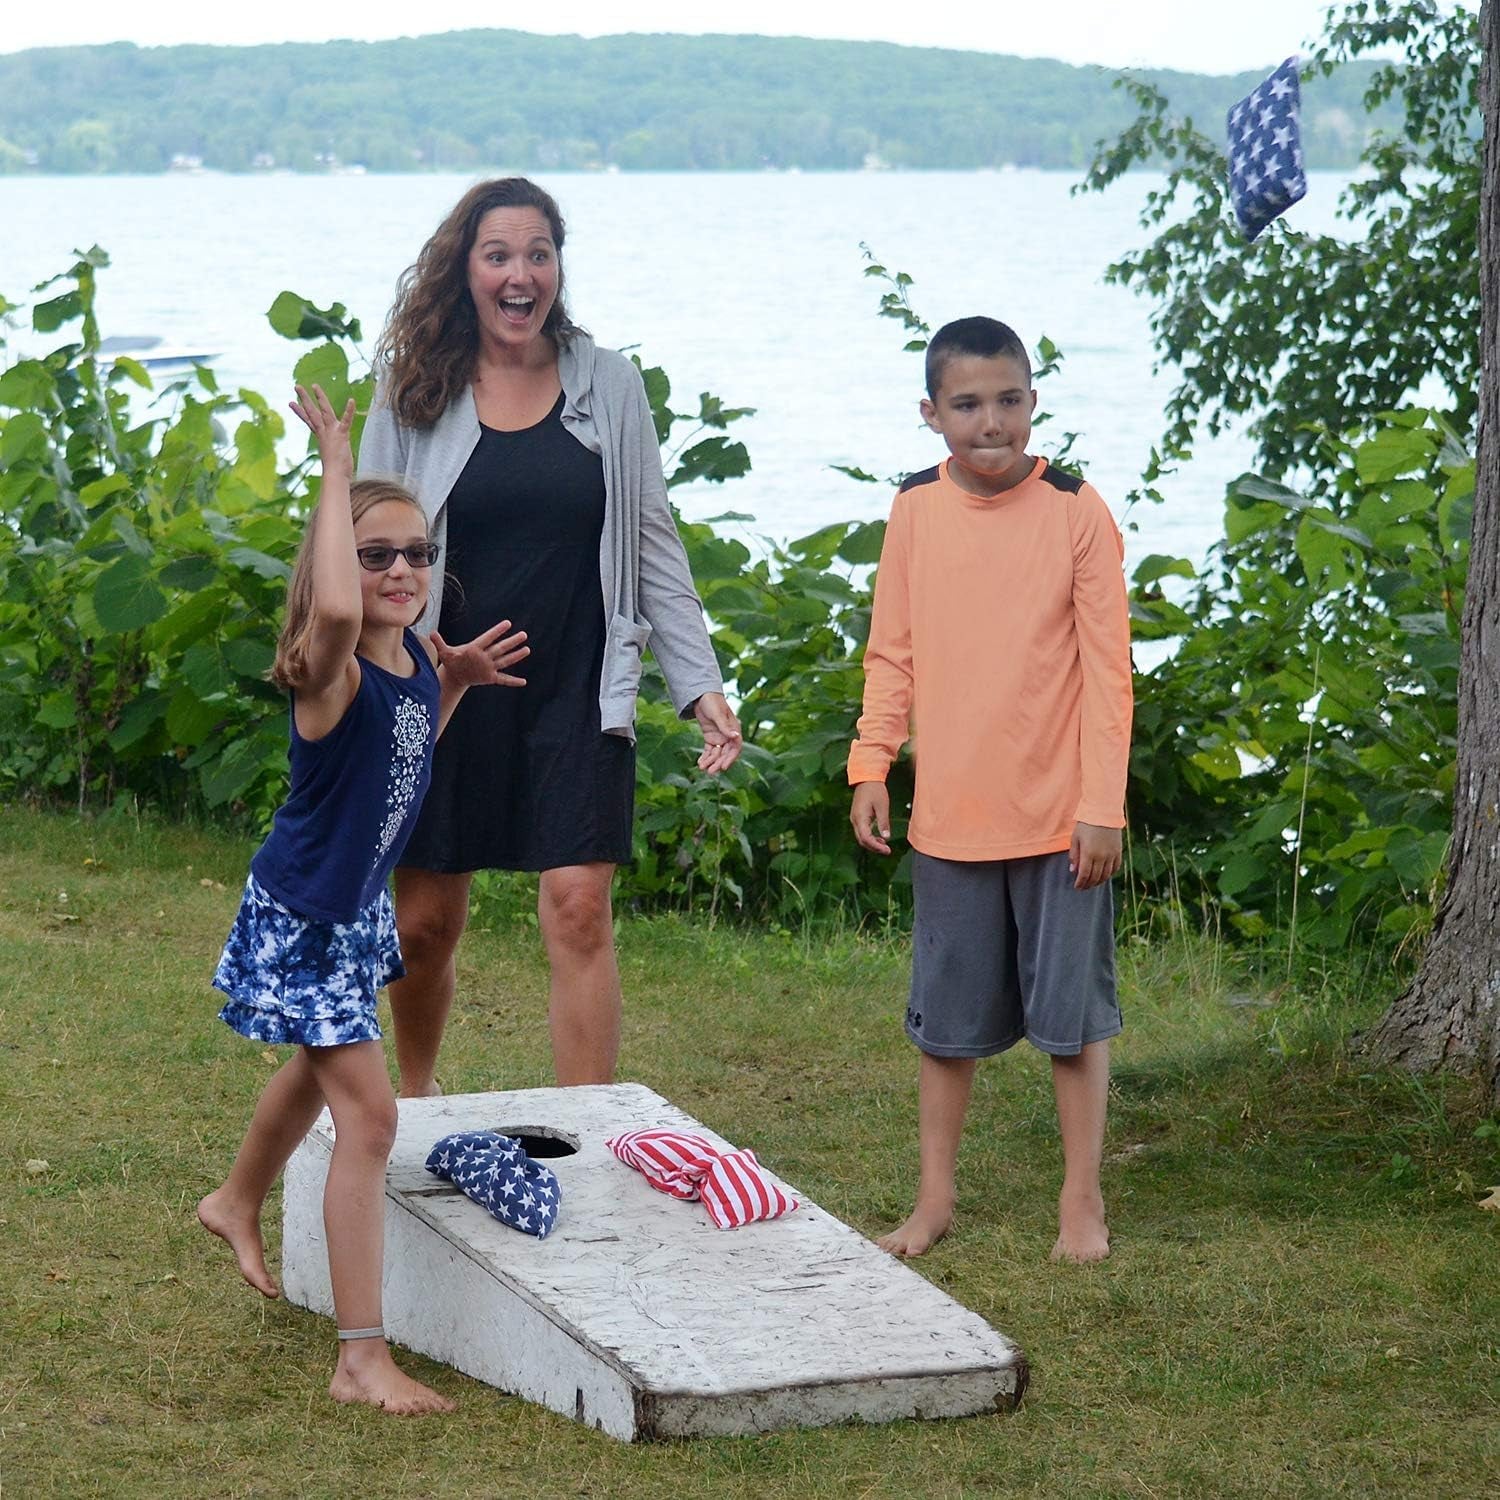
836, 520, 887, 565
224, 636, 275, 679
32, 291, 82, 333
1295, 514, 1348, 586
109, 355, 153, 389
1387, 828, 1449, 889
0, 412, 48, 465
1133, 553, 1197, 585
81, 474, 133, 509
694, 392, 755, 428
1227, 473, 1310, 509
93, 554, 167, 631
1438, 482, 1474, 550
0, 361, 55, 410
105, 520, 150, 565
109, 692, 166, 751
36, 691, 77, 729
164, 686, 224, 747
151, 587, 227, 652
291, 343, 352, 412
158, 555, 219, 592
200, 735, 278, 808
182, 641, 233, 700
268, 291, 363, 342
1355, 425, 1437, 484
1224, 499, 1283, 546
1216, 849, 1265, 899
667, 436, 751, 489
226, 547, 292, 581
233, 420, 280, 501
638, 364, 672, 445
1322, 827, 1393, 862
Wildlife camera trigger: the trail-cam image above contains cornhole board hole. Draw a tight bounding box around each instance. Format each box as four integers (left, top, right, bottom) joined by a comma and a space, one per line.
282, 1083, 1027, 1440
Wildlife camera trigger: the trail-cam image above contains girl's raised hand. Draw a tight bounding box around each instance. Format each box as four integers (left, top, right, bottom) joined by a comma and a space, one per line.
289, 383, 356, 477
430, 621, 530, 689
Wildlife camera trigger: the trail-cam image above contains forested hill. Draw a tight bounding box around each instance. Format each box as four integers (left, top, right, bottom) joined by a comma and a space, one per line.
0, 30, 1390, 175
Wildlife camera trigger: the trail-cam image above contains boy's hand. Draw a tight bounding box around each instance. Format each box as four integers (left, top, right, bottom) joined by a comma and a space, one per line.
289, 383, 355, 478
851, 781, 893, 855
430, 621, 529, 688
1070, 822, 1123, 890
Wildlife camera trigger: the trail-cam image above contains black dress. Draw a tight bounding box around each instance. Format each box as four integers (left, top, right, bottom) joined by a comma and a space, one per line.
400, 393, 635, 873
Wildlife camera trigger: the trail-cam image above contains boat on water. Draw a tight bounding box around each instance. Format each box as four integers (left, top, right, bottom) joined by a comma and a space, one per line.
97, 335, 220, 379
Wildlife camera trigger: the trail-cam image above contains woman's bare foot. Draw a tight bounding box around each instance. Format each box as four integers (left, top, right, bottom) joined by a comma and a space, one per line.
1051, 1185, 1110, 1263
330, 1344, 455, 1415
877, 1195, 955, 1258
196, 1189, 279, 1297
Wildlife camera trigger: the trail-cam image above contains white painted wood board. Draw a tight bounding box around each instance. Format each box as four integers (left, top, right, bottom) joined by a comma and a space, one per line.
282, 1083, 1027, 1439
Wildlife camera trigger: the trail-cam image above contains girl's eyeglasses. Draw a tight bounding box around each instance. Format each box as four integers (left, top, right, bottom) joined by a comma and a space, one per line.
356, 543, 441, 572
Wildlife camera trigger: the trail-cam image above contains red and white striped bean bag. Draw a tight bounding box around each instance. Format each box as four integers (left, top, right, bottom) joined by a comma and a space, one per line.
605, 1129, 798, 1229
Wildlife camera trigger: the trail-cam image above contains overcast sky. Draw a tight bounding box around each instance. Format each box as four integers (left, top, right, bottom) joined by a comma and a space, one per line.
0, 0, 1473, 73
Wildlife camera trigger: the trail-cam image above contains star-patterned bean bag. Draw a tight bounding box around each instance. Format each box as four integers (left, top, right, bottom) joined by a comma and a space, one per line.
1226, 57, 1308, 241
425, 1130, 562, 1239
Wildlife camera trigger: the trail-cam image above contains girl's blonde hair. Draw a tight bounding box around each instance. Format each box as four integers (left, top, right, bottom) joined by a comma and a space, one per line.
270, 478, 427, 692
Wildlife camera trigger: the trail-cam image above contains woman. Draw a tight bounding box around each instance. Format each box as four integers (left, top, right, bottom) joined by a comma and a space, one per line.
359, 177, 741, 1093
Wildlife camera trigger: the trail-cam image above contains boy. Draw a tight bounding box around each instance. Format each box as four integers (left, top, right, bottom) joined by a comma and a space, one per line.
848, 317, 1132, 1263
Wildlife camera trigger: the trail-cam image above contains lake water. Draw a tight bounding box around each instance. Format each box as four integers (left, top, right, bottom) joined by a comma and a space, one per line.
0, 169, 1360, 572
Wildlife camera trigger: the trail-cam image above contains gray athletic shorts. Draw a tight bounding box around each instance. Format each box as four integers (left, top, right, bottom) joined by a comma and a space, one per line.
907, 849, 1121, 1058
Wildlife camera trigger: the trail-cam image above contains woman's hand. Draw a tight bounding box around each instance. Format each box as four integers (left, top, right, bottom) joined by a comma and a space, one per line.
431, 621, 530, 689
692, 692, 742, 774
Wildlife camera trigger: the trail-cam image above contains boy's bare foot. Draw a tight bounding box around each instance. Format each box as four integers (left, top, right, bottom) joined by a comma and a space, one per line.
398, 1079, 442, 1099
1051, 1186, 1110, 1263
330, 1346, 455, 1415
196, 1189, 280, 1297
877, 1196, 955, 1258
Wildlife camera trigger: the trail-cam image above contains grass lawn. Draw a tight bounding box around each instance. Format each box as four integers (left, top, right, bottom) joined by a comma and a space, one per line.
3, 805, 1498, 1498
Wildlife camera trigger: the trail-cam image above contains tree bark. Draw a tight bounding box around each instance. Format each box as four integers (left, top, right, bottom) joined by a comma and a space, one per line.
1364, 0, 1500, 1104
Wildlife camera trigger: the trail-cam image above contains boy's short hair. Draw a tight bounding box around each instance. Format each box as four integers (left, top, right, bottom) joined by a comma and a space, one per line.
925, 317, 1031, 398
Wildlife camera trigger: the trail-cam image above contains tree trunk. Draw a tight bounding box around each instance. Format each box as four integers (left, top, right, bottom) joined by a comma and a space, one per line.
1364, 0, 1500, 1104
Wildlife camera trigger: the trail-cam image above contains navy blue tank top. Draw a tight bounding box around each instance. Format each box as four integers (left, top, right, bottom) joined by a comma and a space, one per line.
251, 629, 440, 923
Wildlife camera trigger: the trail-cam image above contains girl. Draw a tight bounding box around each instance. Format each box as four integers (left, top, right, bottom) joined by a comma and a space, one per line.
197, 384, 528, 1415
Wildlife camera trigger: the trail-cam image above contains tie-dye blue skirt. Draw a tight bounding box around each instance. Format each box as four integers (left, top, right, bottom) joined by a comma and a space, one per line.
212, 874, 403, 1047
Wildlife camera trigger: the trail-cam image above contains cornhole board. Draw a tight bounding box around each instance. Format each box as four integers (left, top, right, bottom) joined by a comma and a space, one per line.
282, 1083, 1027, 1440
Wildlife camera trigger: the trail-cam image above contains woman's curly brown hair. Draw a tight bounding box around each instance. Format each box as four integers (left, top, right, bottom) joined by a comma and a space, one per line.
374, 178, 582, 428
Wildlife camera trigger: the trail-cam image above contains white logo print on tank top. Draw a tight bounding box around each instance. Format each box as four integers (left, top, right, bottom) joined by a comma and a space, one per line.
373, 695, 432, 871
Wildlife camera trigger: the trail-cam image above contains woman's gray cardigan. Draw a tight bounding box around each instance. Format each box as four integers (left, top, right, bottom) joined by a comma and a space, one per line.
357, 334, 726, 741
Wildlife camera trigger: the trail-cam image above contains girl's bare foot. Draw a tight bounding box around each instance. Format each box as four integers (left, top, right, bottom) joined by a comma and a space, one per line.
197, 1189, 280, 1297
330, 1344, 455, 1415
1051, 1185, 1110, 1263
877, 1195, 955, 1258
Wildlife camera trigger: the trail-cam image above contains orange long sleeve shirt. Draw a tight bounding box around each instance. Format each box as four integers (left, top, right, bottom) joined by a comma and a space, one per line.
847, 456, 1133, 861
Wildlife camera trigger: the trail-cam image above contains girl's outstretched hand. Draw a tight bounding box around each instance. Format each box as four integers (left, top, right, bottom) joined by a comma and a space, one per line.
431, 621, 530, 689
289, 383, 355, 477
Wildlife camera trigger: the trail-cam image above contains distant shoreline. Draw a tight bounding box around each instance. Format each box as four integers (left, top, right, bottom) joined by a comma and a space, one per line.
0, 165, 1371, 181
0, 31, 1394, 176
